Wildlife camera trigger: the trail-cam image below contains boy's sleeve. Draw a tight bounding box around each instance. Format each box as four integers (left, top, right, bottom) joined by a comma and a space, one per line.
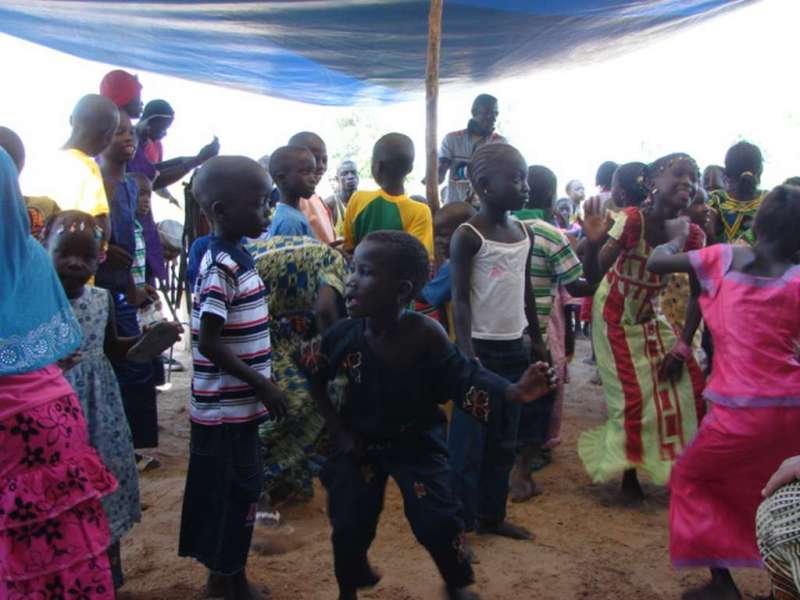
342, 192, 360, 252
196, 261, 237, 322
421, 261, 452, 307
433, 345, 511, 424
550, 230, 583, 286
439, 132, 454, 160
408, 204, 434, 258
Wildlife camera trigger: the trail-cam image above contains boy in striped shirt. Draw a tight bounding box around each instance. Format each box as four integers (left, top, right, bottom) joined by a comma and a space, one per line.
179, 156, 287, 600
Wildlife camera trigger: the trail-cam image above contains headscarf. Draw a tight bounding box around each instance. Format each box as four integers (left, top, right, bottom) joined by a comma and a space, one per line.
0, 149, 81, 375
100, 69, 142, 108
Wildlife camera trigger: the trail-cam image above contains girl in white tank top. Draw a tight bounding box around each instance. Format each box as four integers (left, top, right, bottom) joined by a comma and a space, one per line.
458, 221, 530, 340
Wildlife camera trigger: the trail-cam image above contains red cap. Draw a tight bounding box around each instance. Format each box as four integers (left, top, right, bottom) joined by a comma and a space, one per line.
100, 70, 142, 108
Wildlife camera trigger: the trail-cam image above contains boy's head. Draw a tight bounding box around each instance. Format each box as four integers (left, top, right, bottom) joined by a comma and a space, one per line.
346, 230, 430, 317
526, 165, 557, 212
754, 184, 800, 259
100, 69, 144, 119
595, 160, 619, 191
471, 94, 499, 136
682, 185, 710, 230
703, 164, 725, 192
0, 126, 25, 173
724, 141, 763, 196
130, 172, 153, 217
565, 179, 585, 204
141, 99, 175, 142
69, 94, 120, 157
192, 156, 270, 240
784, 176, 800, 187
611, 162, 648, 208
469, 143, 529, 212
434, 201, 476, 261
288, 131, 328, 186
45, 210, 100, 297
269, 146, 317, 201
101, 109, 137, 165
555, 197, 573, 224
371, 133, 414, 189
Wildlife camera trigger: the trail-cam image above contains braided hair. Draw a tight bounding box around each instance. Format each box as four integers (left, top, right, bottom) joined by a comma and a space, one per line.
614, 162, 649, 207
468, 143, 525, 197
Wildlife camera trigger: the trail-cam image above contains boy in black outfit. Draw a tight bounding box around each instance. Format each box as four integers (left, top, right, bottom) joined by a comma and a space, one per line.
303, 230, 555, 600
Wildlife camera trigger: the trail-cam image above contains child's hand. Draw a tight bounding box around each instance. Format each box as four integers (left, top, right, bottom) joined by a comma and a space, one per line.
658, 353, 685, 382
506, 362, 557, 404
763, 456, 800, 497
57, 351, 82, 371
255, 380, 288, 421
582, 197, 613, 244
106, 244, 133, 270
665, 216, 690, 245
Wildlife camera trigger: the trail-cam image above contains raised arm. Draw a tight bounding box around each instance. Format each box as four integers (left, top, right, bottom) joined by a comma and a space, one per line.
581, 197, 621, 284
449, 225, 481, 358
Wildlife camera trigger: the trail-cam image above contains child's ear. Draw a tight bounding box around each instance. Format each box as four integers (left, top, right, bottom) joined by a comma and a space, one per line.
211, 200, 225, 219
396, 279, 414, 305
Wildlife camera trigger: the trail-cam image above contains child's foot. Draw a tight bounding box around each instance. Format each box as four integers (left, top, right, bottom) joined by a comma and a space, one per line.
476, 520, 533, 540
681, 581, 741, 600
445, 585, 481, 599
509, 478, 542, 503
619, 469, 645, 505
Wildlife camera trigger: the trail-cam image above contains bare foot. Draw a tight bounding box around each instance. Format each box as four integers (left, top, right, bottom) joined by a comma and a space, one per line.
510, 478, 543, 503
476, 520, 533, 540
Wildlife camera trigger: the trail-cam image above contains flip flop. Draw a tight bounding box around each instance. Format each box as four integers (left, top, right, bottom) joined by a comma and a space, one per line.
127, 322, 180, 363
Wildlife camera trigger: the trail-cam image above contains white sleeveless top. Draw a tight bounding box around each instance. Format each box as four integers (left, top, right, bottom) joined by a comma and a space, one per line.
461, 221, 531, 341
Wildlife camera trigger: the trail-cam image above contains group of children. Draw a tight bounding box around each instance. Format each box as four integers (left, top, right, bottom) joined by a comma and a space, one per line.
2, 75, 800, 600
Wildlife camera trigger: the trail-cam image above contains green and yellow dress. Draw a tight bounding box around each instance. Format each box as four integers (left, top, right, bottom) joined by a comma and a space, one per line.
708, 189, 766, 246
578, 208, 706, 485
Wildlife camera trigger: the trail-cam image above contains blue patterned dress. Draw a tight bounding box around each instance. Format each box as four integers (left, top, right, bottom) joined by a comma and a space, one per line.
65, 286, 141, 543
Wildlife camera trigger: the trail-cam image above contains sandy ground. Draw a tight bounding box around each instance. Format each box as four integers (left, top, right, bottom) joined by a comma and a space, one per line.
119, 339, 770, 600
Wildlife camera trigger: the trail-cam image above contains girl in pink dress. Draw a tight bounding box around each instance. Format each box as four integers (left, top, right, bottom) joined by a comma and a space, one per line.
647, 184, 800, 600
0, 148, 117, 598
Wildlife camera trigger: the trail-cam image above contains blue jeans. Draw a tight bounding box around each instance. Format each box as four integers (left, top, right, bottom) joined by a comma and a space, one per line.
448, 338, 527, 529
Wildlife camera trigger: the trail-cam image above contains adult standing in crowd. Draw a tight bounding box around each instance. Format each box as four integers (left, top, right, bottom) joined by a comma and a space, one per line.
438, 94, 507, 204
325, 159, 359, 235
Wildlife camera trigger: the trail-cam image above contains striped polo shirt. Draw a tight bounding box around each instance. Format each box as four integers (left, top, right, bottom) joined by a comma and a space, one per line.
190, 237, 271, 425
516, 217, 583, 339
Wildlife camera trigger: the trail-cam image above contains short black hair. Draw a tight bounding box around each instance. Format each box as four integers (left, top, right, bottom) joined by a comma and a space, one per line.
595, 161, 619, 189
192, 155, 267, 216
0, 126, 25, 172
725, 141, 763, 195
614, 162, 648, 207
469, 143, 525, 196
754, 184, 800, 258
472, 94, 498, 112
362, 230, 430, 296
373, 133, 414, 178
784, 176, 800, 187
269, 146, 314, 183
433, 201, 476, 230
526, 165, 557, 211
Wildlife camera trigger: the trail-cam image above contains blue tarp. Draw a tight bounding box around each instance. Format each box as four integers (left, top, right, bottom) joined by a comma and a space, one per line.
0, 1, 757, 105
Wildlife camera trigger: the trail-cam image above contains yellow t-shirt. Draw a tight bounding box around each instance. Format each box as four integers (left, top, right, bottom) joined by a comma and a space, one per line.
48, 148, 109, 217
343, 189, 433, 257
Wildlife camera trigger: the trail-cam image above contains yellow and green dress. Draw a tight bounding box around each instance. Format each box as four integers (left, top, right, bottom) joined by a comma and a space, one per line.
249, 236, 348, 499
708, 189, 766, 246
578, 207, 707, 485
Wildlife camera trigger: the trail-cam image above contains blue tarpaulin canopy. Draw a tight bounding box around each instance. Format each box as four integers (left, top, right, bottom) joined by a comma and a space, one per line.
0, 1, 757, 106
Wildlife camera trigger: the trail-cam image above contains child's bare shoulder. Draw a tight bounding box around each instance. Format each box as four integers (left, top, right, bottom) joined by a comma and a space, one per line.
400, 311, 451, 354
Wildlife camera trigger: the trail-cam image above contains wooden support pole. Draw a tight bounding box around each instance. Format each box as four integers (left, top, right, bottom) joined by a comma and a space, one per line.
425, 0, 443, 215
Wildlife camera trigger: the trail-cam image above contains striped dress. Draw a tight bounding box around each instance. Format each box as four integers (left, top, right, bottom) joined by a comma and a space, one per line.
578, 207, 706, 485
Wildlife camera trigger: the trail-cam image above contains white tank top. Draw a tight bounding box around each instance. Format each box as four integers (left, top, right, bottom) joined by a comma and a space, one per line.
461, 221, 531, 341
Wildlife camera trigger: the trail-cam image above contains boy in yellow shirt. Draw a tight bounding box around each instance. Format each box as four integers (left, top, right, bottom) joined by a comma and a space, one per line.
343, 133, 433, 257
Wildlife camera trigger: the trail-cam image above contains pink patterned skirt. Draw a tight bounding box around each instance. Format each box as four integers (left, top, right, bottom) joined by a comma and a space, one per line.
670, 402, 800, 569
0, 365, 117, 599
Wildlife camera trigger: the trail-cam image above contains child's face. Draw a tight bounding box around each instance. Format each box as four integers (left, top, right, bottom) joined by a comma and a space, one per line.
703, 167, 725, 192
567, 182, 585, 204
104, 111, 136, 163
282, 152, 318, 199
652, 158, 697, 213
345, 241, 403, 318
683, 189, 710, 229
481, 156, 530, 212
50, 230, 99, 297
136, 185, 152, 217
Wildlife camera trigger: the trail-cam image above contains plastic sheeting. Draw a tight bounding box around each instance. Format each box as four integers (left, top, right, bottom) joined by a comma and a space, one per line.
0, 1, 757, 106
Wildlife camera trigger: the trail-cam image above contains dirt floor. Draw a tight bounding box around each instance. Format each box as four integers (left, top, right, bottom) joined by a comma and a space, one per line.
119, 339, 771, 600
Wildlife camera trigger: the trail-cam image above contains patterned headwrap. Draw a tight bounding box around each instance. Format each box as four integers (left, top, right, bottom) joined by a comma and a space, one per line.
757, 480, 800, 599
